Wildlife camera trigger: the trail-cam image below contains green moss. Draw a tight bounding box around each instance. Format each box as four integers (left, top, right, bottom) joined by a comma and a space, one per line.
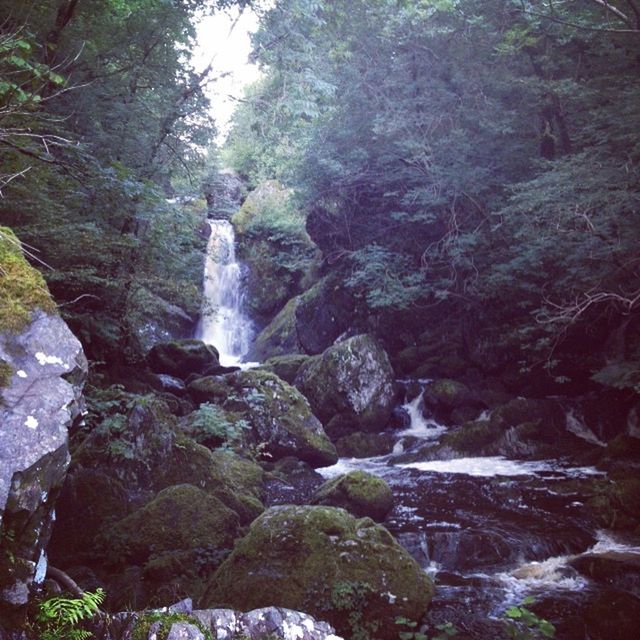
0, 358, 13, 389
132, 611, 213, 640
202, 505, 433, 640
313, 471, 394, 521
0, 226, 56, 332
441, 420, 502, 453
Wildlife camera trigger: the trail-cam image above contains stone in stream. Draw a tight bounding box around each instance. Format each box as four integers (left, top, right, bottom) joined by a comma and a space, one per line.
294, 334, 397, 439
311, 470, 394, 522
0, 227, 88, 624
200, 505, 433, 640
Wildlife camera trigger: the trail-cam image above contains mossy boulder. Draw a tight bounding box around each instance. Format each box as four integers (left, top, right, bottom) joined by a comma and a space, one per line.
422, 379, 482, 424
146, 339, 221, 380
295, 334, 396, 437
312, 471, 394, 521
335, 431, 395, 458
188, 370, 337, 467
200, 505, 433, 639
260, 354, 312, 384
250, 276, 355, 361
101, 484, 241, 606
588, 474, 640, 531
0, 226, 56, 333
231, 181, 319, 324
104, 484, 240, 565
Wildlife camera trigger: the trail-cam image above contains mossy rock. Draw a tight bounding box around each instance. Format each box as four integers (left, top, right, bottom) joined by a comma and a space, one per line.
260, 354, 312, 384
0, 226, 56, 333
441, 420, 503, 454
295, 334, 396, 435
335, 431, 395, 458
103, 484, 240, 566
159, 436, 265, 524
588, 474, 640, 531
312, 471, 394, 521
201, 505, 433, 639
146, 339, 221, 380
250, 297, 301, 360
189, 370, 337, 467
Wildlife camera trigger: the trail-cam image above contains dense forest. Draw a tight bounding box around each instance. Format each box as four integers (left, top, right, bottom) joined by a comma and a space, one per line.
1, 1, 640, 639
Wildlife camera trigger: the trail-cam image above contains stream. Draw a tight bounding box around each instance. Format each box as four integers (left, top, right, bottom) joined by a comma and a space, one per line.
315, 389, 640, 638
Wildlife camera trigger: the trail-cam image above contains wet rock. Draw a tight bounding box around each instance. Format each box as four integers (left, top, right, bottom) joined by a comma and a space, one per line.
570, 551, 640, 596
146, 339, 221, 380
201, 505, 433, 639
152, 373, 188, 397
312, 471, 394, 521
0, 230, 87, 624
188, 370, 338, 467
583, 588, 640, 640
295, 334, 396, 438
389, 406, 411, 430
422, 379, 482, 425
203, 168, 245, 219
335, 432, 395, 458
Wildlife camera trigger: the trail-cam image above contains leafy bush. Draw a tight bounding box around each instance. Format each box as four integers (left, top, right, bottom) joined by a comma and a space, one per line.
35, 588, 105, 640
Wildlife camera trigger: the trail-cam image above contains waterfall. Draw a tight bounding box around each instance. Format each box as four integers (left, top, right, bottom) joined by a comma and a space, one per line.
198, 220, 253, 366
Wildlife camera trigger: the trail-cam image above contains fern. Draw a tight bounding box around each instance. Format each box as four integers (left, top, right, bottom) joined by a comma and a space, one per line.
36, 588, 105, 640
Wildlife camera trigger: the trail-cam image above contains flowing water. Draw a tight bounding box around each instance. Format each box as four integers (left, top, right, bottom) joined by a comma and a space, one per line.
317, 389, 640, 638
198, 220, 254, 366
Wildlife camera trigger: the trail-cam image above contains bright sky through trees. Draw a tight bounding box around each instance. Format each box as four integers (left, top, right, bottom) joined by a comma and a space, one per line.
194, 6, 262, 142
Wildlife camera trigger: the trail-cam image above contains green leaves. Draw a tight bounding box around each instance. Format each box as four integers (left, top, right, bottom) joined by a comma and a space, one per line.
503, 598, 556, 640
37, 588, 105, 640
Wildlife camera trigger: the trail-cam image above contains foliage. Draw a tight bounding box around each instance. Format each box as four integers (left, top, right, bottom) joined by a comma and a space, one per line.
502, 597, 555, 640
186, 402, 250, 449
131, 610, 213, 640
35, 588, 105, 640
224, 0, 640, 384
396, 617, 458, 640
331, 581, 380, 640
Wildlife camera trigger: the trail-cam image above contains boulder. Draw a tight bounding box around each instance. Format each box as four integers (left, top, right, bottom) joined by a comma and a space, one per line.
335, 432, 395, 459
422, 379, 482, 425
250, 276, 355, 361
0, 227, 87, 623
100, 484, 241, 602
200, 505, 433, 639
188, 370, 338, 467
570, 551, 640, 595
203, 168, 245, 219
231, 181, 319, 324
312, 471, 394, 521
146, 339, 221, 380
295, 335, 396, 438
260, 354, 312, 384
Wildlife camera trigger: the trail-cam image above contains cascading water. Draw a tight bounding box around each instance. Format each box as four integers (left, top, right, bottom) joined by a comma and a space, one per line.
198, 220, 253, 366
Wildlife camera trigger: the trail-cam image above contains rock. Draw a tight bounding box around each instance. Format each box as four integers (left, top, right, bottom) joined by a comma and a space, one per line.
335, 432, 395, 458
201, 505, 433, 639
250, 276, 355, 361
193, 607, 342, 640
188, 370, 338, 467
165, 622, 205, 640
295, 334, 396, 437
570, 551, 640, 595
260, 354, 312, 384
203, 169, 245, 219
583, 588, 640, 640
100, 484, 241, 603
231, 181, 319, 324
312, 471, 394, 521
0, 227, 87, 623
146, 339, 221, 380
389, 406, 411, 430
422, 379, 482, 424
152, 373, 188, 397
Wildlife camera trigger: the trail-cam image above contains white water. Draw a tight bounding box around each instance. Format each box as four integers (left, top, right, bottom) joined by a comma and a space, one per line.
198, 220, 254, 366
399, 391, 447, 439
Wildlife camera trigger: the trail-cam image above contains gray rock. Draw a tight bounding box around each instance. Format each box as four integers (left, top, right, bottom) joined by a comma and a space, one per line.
192, 607, 342, 640
294, 334, 396, 437
0, 310, 87, 616
165, 623, 205, 640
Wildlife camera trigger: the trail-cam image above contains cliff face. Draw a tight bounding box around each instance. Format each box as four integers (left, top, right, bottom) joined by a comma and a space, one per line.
0, 228, 87, 626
